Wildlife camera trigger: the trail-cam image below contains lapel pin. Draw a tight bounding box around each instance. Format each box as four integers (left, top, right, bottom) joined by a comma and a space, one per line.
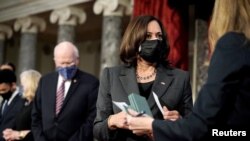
73, 79, 77, 83
160, 82, 165, 85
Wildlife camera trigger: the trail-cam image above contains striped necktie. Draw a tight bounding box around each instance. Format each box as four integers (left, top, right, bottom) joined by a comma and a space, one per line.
55, 80, 66, 116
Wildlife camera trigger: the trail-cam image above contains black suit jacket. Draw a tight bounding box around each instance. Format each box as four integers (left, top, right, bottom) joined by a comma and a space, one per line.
94, 65, 192, 141
0, 94, 25, 141
32, 69, 99, 141
153, 32, 250, 141
15, 102, 34, 141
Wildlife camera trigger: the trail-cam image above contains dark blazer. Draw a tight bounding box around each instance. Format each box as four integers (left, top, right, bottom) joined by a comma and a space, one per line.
15, 101, 34, 141
94, 64, 192, 141
0, 94, 25, 141
32, 69, 99, 141
153, 32, 250, 141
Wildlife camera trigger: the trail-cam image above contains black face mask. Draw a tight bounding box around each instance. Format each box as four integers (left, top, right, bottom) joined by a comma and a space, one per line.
1, 91, 13, 100
139, 39, 162, 63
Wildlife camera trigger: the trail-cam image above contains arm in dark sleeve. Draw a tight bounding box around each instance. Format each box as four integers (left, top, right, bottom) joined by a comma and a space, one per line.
179, 72, 193, 117
93, 68, 119, 141
152, 32, 245, 141
31, 79, 48, 141
68, 80, 99, 141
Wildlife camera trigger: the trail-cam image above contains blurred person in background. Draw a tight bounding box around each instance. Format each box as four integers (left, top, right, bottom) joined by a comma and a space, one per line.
0, 70, 24, 141
32, 41, 99, 141
2, 69, 41, 141
0, 62, 16, 72
0, 62, 20, 104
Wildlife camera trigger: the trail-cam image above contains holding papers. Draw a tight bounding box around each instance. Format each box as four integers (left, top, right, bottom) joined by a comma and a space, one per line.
113, 93, 153, 117
128, 93, 153, 117
112, 92, 165, 117
112, 101, 129, 112
152, 91, 164, 115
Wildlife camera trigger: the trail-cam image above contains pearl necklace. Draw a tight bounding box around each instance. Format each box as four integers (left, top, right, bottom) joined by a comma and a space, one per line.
136, 70, 156, 80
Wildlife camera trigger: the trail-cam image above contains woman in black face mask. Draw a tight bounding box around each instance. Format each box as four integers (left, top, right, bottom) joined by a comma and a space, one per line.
2, 69, 41, 141
94, 15, 193, 141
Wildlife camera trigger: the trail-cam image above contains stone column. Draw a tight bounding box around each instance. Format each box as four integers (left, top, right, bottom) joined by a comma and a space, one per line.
192, 19, 210, 101
50, 6, 86, 44
94, 0, 132, 74
14, 16, 46, 75
0, 24, 13, 64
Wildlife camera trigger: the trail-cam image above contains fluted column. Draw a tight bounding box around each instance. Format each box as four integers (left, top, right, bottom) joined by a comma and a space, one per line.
50, 6, 86, 44
14, 16, 46, 75
0, 24, 13, 64
94, 0, 132, 74
192, 19, 209, 101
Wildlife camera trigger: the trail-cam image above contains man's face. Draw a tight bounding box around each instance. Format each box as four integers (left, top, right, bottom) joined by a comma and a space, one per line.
54, 56, 77, 68
54, 50, 78, 68
0, 83, 13, 95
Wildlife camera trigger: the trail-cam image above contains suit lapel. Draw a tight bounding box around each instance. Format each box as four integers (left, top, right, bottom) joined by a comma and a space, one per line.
61, 71, 80, 112
148, 66, 174, 109
119, 67, 140, 96
119, 66, 174, 113
2, 100, 12, 117
3, 95, 20, 117
48, 73, 59, 117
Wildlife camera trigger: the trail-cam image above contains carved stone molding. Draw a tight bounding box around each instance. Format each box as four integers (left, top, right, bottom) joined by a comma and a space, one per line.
0, 24, 13, 40
14, 16, 46, 33
50, 6, 86, 26
93, 0, 132, 16
0, 0, 91, 22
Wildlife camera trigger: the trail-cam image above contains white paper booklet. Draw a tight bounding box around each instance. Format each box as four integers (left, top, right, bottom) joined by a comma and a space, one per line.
152, 91, 164, 115
112, 101, 129, 112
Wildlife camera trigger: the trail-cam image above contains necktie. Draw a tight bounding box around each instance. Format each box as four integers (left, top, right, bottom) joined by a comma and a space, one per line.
56, 80, 66, 115
1, 100, 8, 115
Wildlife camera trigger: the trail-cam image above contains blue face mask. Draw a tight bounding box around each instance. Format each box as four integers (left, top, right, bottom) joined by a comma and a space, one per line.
56, 65, 77, 80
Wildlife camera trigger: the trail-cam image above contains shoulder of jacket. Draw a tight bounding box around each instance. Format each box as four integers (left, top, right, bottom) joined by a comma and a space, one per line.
104, 65, 127, 72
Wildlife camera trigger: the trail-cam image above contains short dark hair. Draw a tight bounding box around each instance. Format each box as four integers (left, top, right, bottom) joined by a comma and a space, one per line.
120, 15, 170, 66
0, 69, 17, 84
0, 62, 16, 72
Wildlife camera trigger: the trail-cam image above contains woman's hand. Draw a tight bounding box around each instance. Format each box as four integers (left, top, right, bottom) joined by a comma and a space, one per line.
108, 111, 129, 130
162, 106, 181, 121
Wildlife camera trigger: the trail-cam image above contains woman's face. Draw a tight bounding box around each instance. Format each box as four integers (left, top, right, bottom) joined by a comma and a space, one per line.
146, 20, 163, 40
